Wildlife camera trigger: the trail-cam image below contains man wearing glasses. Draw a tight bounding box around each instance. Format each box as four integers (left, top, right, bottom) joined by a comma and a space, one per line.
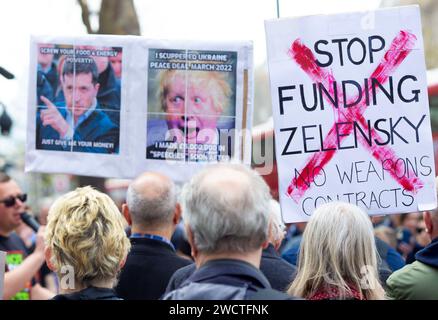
0, 172, 53, 299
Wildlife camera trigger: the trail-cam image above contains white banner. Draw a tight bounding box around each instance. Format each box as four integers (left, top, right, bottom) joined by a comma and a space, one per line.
26, 36, 253, 182
265, 6, 437, 222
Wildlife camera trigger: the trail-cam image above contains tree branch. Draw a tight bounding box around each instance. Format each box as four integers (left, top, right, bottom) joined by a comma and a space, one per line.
98, 0, 140, 35
77, 0, 94, 34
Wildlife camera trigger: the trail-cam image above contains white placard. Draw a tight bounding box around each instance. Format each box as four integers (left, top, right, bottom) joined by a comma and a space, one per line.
25, 36, 253, 181
265, 6, 437, 222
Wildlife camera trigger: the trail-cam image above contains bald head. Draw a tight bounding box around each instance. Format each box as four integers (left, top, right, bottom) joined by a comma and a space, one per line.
131, 172, 173, 199
126, 172, 177, 229
198, 167, 253, 209
182, 163, 271, 254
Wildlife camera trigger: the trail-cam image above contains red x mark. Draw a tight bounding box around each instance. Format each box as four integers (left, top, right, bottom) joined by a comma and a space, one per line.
286, 30, 424, 202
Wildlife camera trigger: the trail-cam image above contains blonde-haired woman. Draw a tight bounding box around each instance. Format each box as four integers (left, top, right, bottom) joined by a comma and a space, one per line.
287, 202, 385, 300
45, 186, 130, 300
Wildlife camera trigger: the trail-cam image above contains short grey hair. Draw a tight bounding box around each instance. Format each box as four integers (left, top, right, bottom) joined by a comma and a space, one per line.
126, 175, 177, 228
181, 163, 271, 254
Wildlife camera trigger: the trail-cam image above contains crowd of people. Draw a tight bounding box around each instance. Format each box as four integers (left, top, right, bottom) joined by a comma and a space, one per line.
0, 164, 437, 300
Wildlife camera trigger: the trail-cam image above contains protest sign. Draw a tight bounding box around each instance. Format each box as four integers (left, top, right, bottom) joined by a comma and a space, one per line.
25, 36, 253, 181
26, 35, 134, 178
265, 6, 437, 222
35, 44, 121, 154
140, 40, 253, 180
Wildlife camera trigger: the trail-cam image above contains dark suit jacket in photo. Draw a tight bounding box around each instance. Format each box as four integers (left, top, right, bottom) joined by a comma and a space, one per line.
36, 104, 119, 154
116, 237, 193, 300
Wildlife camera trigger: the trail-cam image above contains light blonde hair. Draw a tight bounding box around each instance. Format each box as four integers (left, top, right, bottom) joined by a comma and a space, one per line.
45, 186, 131, 287
287, 202, 385, 300
159, 69, 232, 115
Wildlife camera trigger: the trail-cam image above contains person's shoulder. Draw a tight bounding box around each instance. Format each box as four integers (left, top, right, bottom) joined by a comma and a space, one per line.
248, 288, 300, 300
91, 107, 113, 123
52, 287, 121, 300
0, 232, 27, 251
261, 253, 296, 273
172, 254, 193, 268
146, 118, 171, 147
163, 281, 299, 301
386, 260, 438, 299
387, 261, 420, 284
165, 263, 196, 294
172, 263, 196, 278
84, 108, 118, 134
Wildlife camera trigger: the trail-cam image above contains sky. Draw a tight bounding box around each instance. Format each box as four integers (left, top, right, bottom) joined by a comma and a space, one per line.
0, 0, 382, 159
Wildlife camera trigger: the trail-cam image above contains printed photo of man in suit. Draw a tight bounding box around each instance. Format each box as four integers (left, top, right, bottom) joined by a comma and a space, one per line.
36, 57, 119, 154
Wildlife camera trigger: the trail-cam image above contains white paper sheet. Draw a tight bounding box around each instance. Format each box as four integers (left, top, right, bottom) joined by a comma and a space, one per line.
265, 6, 437, 222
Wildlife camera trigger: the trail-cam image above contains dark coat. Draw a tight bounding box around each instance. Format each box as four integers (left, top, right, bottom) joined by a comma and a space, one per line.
165, 244, 296, 293
260, 244, 297, 292
163, 259, 294, 300
52, 287, 120, 300
116, 237, 192, 300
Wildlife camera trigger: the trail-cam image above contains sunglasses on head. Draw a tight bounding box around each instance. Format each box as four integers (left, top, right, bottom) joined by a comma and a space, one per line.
0, 193, 27, 208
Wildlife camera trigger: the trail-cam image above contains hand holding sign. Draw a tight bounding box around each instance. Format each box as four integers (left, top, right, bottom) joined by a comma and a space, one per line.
40, 95, 70, 138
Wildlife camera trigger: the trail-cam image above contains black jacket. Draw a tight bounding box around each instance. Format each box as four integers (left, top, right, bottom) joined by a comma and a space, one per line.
163, 259, 294, 300
166, 245, 296, 293
260, 244, 297, 291
116, 237, 192, 300
415, 237, 438, 267
52, 287, 120, 300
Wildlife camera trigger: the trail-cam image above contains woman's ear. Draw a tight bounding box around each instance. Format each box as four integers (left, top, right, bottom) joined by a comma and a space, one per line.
44, 247, 56, 272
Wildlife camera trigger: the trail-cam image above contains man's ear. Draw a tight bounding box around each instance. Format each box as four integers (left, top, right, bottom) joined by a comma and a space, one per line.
267, 219, 273, 244
44, 247, 56, 272
173, 203, 182, 225
424, 211, 433, 236
263, 219, 275, 249
185, 225, 197, 260
262, 239, 270, 250
122, 203, 132, 226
